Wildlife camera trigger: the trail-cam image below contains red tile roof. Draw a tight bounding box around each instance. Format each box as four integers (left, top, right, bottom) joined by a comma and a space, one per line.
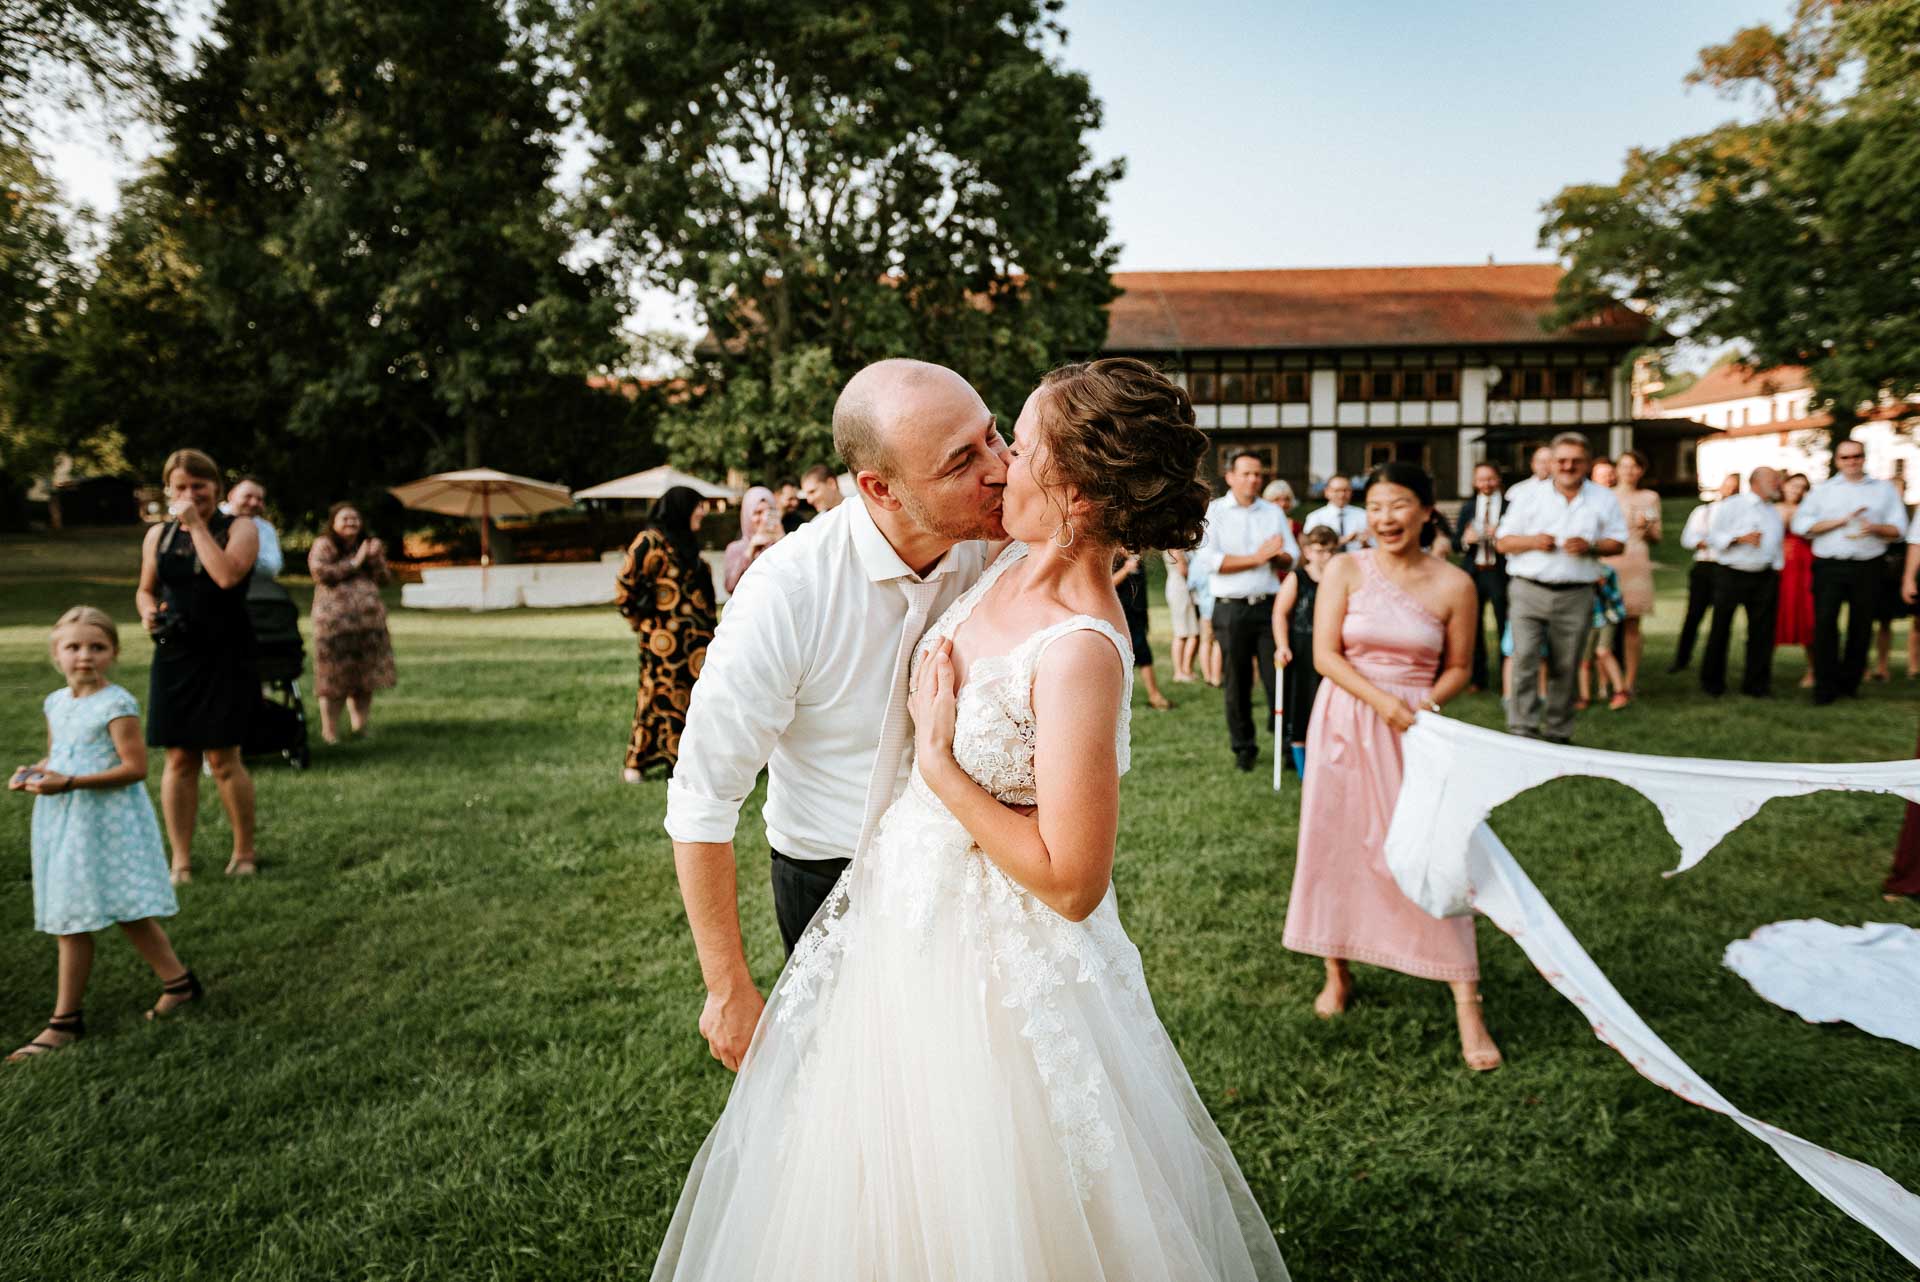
1656, 363, 1810, 411
1103, 264, 1652, 352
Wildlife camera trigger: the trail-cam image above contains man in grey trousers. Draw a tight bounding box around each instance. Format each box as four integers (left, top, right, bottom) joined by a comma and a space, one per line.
1495, 432, 1628, 743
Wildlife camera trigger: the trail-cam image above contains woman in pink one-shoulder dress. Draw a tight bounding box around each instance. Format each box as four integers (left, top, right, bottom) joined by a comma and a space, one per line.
1282, 461, 1502, 1071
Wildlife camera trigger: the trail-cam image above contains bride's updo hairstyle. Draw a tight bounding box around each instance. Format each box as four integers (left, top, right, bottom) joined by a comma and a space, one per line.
1035, 357, 1211, 551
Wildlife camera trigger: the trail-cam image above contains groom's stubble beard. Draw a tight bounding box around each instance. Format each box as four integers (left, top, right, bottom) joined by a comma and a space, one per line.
891, 478, 1006, 542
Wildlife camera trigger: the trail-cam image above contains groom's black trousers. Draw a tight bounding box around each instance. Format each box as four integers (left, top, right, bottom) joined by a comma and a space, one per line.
771, 851, 851, 956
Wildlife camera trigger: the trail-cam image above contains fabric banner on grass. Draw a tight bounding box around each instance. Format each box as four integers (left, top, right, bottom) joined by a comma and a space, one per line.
1383, 714, 1920, 1269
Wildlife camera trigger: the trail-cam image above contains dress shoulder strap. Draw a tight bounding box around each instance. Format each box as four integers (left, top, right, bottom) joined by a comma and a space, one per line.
1019, 614, 1133, 776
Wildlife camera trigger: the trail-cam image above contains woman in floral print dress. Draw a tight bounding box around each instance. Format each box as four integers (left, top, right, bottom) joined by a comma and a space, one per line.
307, 503, 397, 744
616, 487, 716, 782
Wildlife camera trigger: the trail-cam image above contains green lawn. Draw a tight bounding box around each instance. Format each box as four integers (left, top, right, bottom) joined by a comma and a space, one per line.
1, 522, 1915, 1280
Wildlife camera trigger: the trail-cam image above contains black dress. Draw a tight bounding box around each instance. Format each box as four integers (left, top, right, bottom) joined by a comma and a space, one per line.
1282, 568, 1322, 746
1117, 559, 1152, 668
147, 512, 259, 749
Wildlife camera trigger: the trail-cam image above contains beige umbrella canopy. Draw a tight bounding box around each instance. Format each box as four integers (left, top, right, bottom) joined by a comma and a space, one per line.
573, 465, 737, 503
388, 467, 574, 567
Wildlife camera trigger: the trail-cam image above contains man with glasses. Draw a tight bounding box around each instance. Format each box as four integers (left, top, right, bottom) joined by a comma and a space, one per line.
1193, 451, 1298, 771
1790, 439, 1908, 704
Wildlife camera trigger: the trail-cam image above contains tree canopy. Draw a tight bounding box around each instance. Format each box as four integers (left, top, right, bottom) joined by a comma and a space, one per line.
571, 0, 1121, 476
1541, 0, 1920, 431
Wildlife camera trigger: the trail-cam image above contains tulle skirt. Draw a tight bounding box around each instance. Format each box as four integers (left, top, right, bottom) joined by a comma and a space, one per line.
651, 777, 1288, 1281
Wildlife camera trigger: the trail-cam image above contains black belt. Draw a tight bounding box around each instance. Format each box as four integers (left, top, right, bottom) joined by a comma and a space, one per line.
1516, 578, 1593, 592
1218, 595, 1274, 606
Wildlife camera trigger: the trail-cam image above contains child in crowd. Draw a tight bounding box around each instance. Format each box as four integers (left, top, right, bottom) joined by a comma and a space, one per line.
8, 607, 201, 1063
1577, 568, 1630, 711
1274, 525, 1337, 774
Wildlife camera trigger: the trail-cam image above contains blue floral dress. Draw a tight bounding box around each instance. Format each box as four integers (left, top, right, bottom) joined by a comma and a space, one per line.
31, 685, 175, 935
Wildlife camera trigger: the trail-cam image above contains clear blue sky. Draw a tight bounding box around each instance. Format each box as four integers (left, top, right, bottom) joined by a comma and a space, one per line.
1054, 0, 1778, 270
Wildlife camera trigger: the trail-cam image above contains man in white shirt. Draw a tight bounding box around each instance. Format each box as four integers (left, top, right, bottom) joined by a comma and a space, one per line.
1905, 508, 1920, 608
1669, 473, 1739, 673
1495, 432, 1628, 743
224, 478, 283, 579
1505, 445, 1553, 502
665, 359, 1007, 1070
1454, 460, 1508, 691
1192, 450, 1298, 772
1701, 467, 1784, 698
1302, 475, 1368, 551
1790, 438, 1908, 703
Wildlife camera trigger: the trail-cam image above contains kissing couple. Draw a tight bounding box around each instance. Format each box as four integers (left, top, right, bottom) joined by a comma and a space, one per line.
656, 357, 1289, 1280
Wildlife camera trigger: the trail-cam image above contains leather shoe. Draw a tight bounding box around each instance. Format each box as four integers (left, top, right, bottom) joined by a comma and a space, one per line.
1234, 751, 1256, 773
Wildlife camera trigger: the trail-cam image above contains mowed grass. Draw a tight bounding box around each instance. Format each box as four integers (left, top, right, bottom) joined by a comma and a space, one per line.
0, 521, 1915, 1281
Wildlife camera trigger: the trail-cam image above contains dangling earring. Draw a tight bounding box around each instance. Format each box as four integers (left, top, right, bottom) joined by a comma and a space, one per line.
1052, 519, 1075, 549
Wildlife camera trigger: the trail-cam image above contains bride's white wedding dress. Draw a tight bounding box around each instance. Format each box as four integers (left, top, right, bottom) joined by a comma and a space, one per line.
652, 544, 1288, 1281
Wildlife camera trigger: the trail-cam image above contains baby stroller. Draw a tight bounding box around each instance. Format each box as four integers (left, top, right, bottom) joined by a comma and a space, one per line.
244, 576, 312, 770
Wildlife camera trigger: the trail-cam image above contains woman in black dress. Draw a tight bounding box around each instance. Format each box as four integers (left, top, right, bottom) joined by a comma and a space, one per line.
1112, 552, 1172, 709
135, 448, 260, 883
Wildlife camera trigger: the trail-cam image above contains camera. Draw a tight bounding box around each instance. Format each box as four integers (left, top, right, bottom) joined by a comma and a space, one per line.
151, 602, 191, 646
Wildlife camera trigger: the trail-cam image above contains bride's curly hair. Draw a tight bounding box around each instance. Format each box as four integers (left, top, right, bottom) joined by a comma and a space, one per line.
1035, 358, 1211, 551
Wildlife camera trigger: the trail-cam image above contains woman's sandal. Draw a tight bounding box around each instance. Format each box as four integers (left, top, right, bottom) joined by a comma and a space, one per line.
7, 1010, 84, 1063
147, 970, 203, 1021
225, 854, 257, 877
1455, 995, 1504, 1072
1607, 691, 1632, 711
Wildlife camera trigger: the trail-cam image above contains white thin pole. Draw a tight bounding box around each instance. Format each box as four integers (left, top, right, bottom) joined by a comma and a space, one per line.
1272, 654, 1287, 793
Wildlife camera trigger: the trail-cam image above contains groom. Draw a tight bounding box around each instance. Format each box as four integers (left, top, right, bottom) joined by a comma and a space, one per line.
664, 359, 1009, 1070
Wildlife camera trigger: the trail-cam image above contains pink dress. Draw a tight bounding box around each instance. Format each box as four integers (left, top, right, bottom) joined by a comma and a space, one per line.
1283, 550, 1479, 981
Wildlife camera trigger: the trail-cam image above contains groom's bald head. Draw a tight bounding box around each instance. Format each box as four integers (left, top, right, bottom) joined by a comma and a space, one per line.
834, 359, 983, 479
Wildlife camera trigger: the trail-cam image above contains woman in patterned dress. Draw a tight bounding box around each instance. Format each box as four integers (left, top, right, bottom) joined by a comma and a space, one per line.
616, 487, 716, 782
307, 503, 397, 744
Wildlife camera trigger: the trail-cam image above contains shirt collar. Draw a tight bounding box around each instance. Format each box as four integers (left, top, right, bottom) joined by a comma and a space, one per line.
846, 492, 968, 585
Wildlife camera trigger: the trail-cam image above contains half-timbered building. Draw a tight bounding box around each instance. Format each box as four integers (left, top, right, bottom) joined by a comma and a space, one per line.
1099, 264, 1682, 498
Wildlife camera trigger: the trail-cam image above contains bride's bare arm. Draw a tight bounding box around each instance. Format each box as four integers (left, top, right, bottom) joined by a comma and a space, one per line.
910, 634, 1122, 921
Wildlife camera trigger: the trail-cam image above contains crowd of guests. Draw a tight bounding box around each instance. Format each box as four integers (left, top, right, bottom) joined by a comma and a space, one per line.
8, 448, 399, 1062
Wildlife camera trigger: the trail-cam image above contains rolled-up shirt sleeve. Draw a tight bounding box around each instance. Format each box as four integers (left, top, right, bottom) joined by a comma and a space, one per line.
665, 566, 806, 845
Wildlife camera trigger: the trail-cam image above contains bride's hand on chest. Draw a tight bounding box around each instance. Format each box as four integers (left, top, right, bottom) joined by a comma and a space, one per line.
910, 637, 960, 770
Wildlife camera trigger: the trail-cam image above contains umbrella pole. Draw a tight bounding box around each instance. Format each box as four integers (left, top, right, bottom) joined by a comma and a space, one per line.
480, 488, 492, 607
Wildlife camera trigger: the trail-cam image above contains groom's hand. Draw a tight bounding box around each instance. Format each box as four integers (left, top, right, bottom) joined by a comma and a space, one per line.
700, 981, 765, 1072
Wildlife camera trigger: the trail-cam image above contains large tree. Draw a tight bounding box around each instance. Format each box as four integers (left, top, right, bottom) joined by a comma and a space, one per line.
0, 0, 170, 144
1541, 0, 1920, 432
157, 0, 625, 521
571, 0, 1122, 476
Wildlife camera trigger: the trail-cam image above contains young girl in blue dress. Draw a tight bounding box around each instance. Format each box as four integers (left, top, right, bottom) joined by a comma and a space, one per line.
8, 607, 202, 1063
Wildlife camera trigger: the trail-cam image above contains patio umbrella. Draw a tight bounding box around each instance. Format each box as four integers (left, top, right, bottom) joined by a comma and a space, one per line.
573, 465, 737, 503
388, 467, 574, 568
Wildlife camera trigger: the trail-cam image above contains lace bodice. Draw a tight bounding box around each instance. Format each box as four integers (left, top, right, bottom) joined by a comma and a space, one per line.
909, 543, 1132, 804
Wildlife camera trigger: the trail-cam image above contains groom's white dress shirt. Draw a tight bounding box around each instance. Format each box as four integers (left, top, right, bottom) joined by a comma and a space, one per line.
665, 496, 988, 863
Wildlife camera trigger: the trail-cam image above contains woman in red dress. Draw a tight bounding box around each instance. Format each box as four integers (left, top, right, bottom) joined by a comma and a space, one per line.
1773, 472, 1817, 688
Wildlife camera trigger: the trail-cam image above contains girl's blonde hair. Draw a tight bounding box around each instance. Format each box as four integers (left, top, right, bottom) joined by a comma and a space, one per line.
161, 448, 222, 493
50, 606, 121, 661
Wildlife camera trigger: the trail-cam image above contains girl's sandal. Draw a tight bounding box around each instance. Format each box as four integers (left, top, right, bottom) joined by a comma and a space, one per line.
7, 1011, 84, 1063
147, 970, 204, 1021
170, 865, 192, 887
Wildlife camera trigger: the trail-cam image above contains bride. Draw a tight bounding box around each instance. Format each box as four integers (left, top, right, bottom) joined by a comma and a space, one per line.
652, 358, 1289, 1281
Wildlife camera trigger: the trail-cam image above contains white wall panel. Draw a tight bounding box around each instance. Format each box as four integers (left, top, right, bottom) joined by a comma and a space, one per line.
1430, 402, 1460, 427
1310, 370, 1337, 422
1309, 430, 1337, 483
1251, 404, 1280, 429
1280, 404, 1310, 429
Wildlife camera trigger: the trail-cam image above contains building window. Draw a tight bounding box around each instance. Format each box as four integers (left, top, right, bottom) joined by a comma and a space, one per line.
1432, 369, 1457, 399
1220, 372, 1246, 404
1339, 371, 1365, 401
1551, 368, 1577, 398
1361, 438, 1433, 471
1252, 372, 1275, 402
1578, 368, 1608, 398
1190, 372, 1218, 404
1400, 369, 1427, 400
1217, 442, 1276, 478
1282, 371, 1309, 402
1370, 371, 1395, 400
